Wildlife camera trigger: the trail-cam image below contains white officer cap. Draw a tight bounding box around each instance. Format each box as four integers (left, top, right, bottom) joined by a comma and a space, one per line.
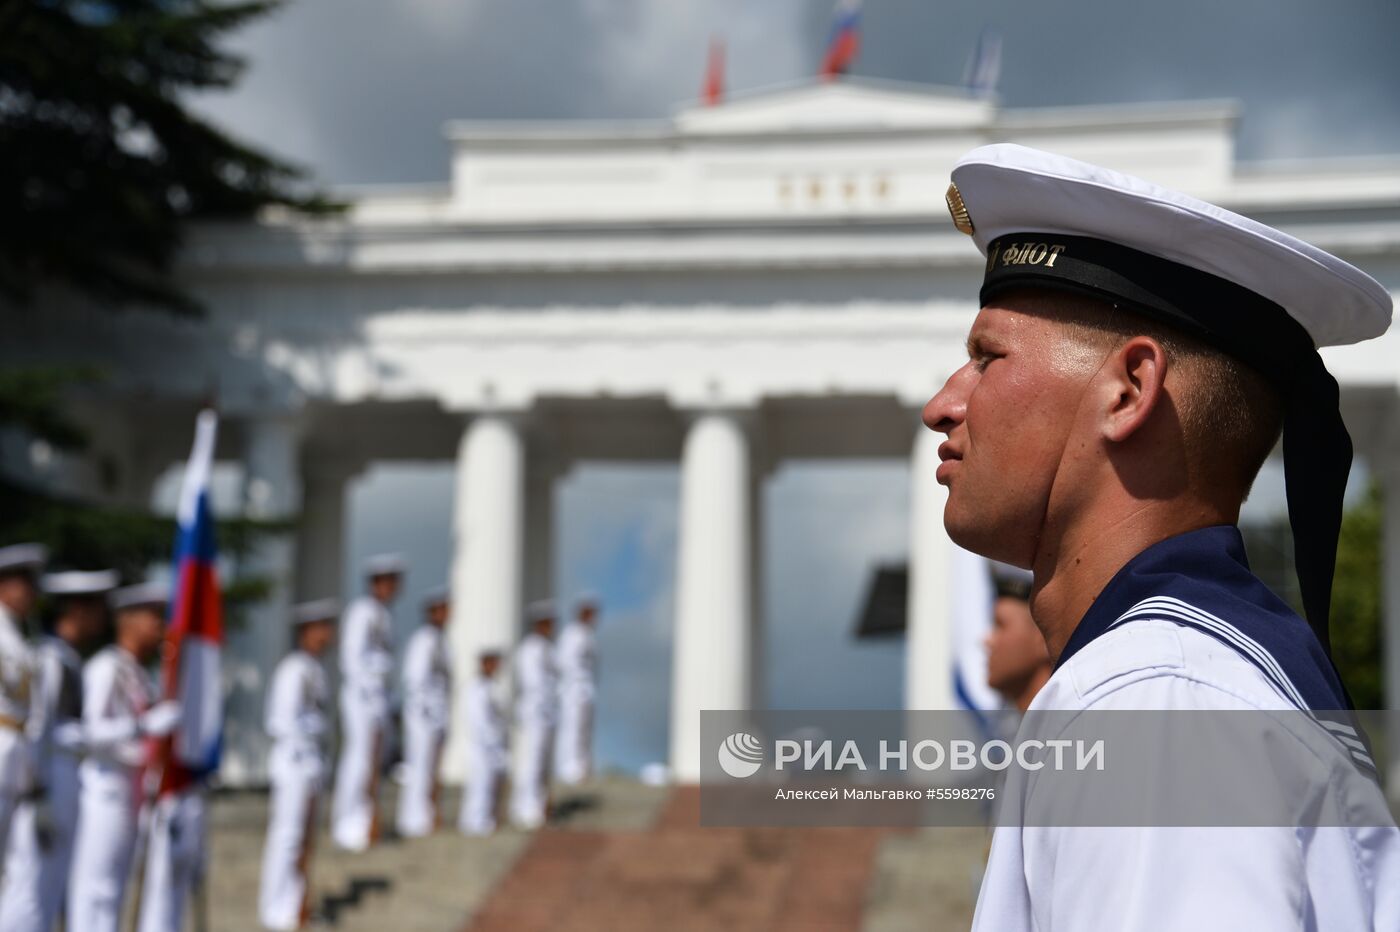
110, 581, 171, 612
43, 569, 119, 597
947, 144, 1392, 347
945, 143, 1395, 653
421, 585, 449, 609
574, 591, 601, 612
525, 599, 555, 624
0, 543, 47, 577
478, 646, 504, 661
362, 552, 406, 578
292, 598, 339, 627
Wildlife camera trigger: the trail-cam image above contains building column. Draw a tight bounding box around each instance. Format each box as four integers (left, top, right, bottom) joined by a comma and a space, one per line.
229, 414, 303, 785
905, 425, 954, 710
294, 460, 357, 602
670, 412, 753, 781
523, 453, 557, 605
1380, 451, 1400, 801
443, 414, 526, 781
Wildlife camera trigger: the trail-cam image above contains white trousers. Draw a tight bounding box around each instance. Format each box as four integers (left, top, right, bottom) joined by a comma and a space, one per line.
259, 767, 318, 931
395, 717, 443, 838
68, 778, 139, 932
137, 790, 205, 932
0, 753, 79, 932
0, 727, 28, 855
331, 689, 382, 851
459, 750, 502, 836
510, 718, 553, 828
556, 692, 594, 785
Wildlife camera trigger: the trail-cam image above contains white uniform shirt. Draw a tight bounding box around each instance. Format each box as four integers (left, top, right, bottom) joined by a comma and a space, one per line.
80, 646, 155, 802
972, 527, 1400, 932
338, 596, 393, 705
466, 678, 506, 769
514, 634, 557, 727
401, 626, 451, 731
0, 606, 33, 725
265, 651, 329, 784
28, 636, 84, 756
555, 623, 596, 703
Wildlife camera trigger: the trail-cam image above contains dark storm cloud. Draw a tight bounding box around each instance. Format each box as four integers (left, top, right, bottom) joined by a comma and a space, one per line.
819, 0, 1400, 161
197, 0, 1400, 186
194, 0, 806, 184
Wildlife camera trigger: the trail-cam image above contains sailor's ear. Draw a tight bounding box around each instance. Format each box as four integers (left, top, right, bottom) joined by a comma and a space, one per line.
1099, 336, 1167, 444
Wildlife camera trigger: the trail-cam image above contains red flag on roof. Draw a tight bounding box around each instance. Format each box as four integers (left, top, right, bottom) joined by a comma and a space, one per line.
703, 36, 725, 106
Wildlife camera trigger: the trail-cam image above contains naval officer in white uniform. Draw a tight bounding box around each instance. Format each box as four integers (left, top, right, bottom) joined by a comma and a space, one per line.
926, 144, 1399, 931
0, 543, 45, 856
330, 553, 402, 852
68, 582, 182, 932
395, 585, 452, 837
0, 568, 115, 932
554, 594, 598, 785
510, 601, 557, 829
259, 598, 336, 931
459, 649, 506, 836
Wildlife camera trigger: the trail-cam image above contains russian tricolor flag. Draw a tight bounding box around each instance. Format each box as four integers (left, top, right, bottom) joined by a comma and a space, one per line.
820, 0, 861, 79
159, 409, 224, 793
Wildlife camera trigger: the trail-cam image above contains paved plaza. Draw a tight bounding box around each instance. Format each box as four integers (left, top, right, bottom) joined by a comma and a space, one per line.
199, 776, 984, 930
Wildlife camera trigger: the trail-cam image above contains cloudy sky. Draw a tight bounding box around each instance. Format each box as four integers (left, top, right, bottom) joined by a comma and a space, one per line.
188, 0, 1396, 773
196, 0, 1400, 186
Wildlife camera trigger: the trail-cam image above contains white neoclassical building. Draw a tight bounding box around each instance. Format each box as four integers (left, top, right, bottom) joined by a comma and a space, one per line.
9, 79, 1400, 784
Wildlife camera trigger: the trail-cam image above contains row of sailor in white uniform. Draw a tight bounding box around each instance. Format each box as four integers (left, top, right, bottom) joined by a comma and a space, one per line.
259, 552, 600, 930
499, 596, 599, 831
0, 543, 186, 932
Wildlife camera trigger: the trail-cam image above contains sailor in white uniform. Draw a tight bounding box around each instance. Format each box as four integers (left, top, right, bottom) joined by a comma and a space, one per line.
0, 543, 45, 856
259, 598, 336, 932
0, 568, 115, 932
554, 594, 598, 785
459, 649, 506, 836
510, 601, 557, 829
68, 582, 182, 932
330, 553, 402, 852
395, 585, 452, 838
926, 144, 1400, 931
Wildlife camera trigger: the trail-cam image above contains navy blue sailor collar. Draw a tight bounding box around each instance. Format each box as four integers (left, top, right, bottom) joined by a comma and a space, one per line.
1054, 525, 1352, 712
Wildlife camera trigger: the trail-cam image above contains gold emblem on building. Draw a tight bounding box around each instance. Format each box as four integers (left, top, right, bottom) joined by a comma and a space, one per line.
945, 183, 974, 235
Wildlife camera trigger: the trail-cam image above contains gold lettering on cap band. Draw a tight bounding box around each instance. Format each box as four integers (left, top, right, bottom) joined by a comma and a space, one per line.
996, 240, 1068, 268
945, 183, 974, 235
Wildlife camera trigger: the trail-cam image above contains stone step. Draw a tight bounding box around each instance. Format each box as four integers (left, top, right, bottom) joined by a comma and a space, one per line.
466, 787, 895, 932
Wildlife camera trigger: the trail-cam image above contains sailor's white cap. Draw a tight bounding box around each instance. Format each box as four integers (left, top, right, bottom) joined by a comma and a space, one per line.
43, 569, 119, 597
946, 144, 1392, 348
989, 562, 1033, 601
0, 543, 47, 576
525, 599, 556, 624
292, 598, 339, 627
362, 553, 406, 578
573, 591, 601, 612
421, 585, 449, 609
110, 581, 171, 612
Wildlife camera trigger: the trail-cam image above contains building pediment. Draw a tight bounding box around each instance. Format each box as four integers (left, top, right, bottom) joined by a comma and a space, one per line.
674, 79, 994, 136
